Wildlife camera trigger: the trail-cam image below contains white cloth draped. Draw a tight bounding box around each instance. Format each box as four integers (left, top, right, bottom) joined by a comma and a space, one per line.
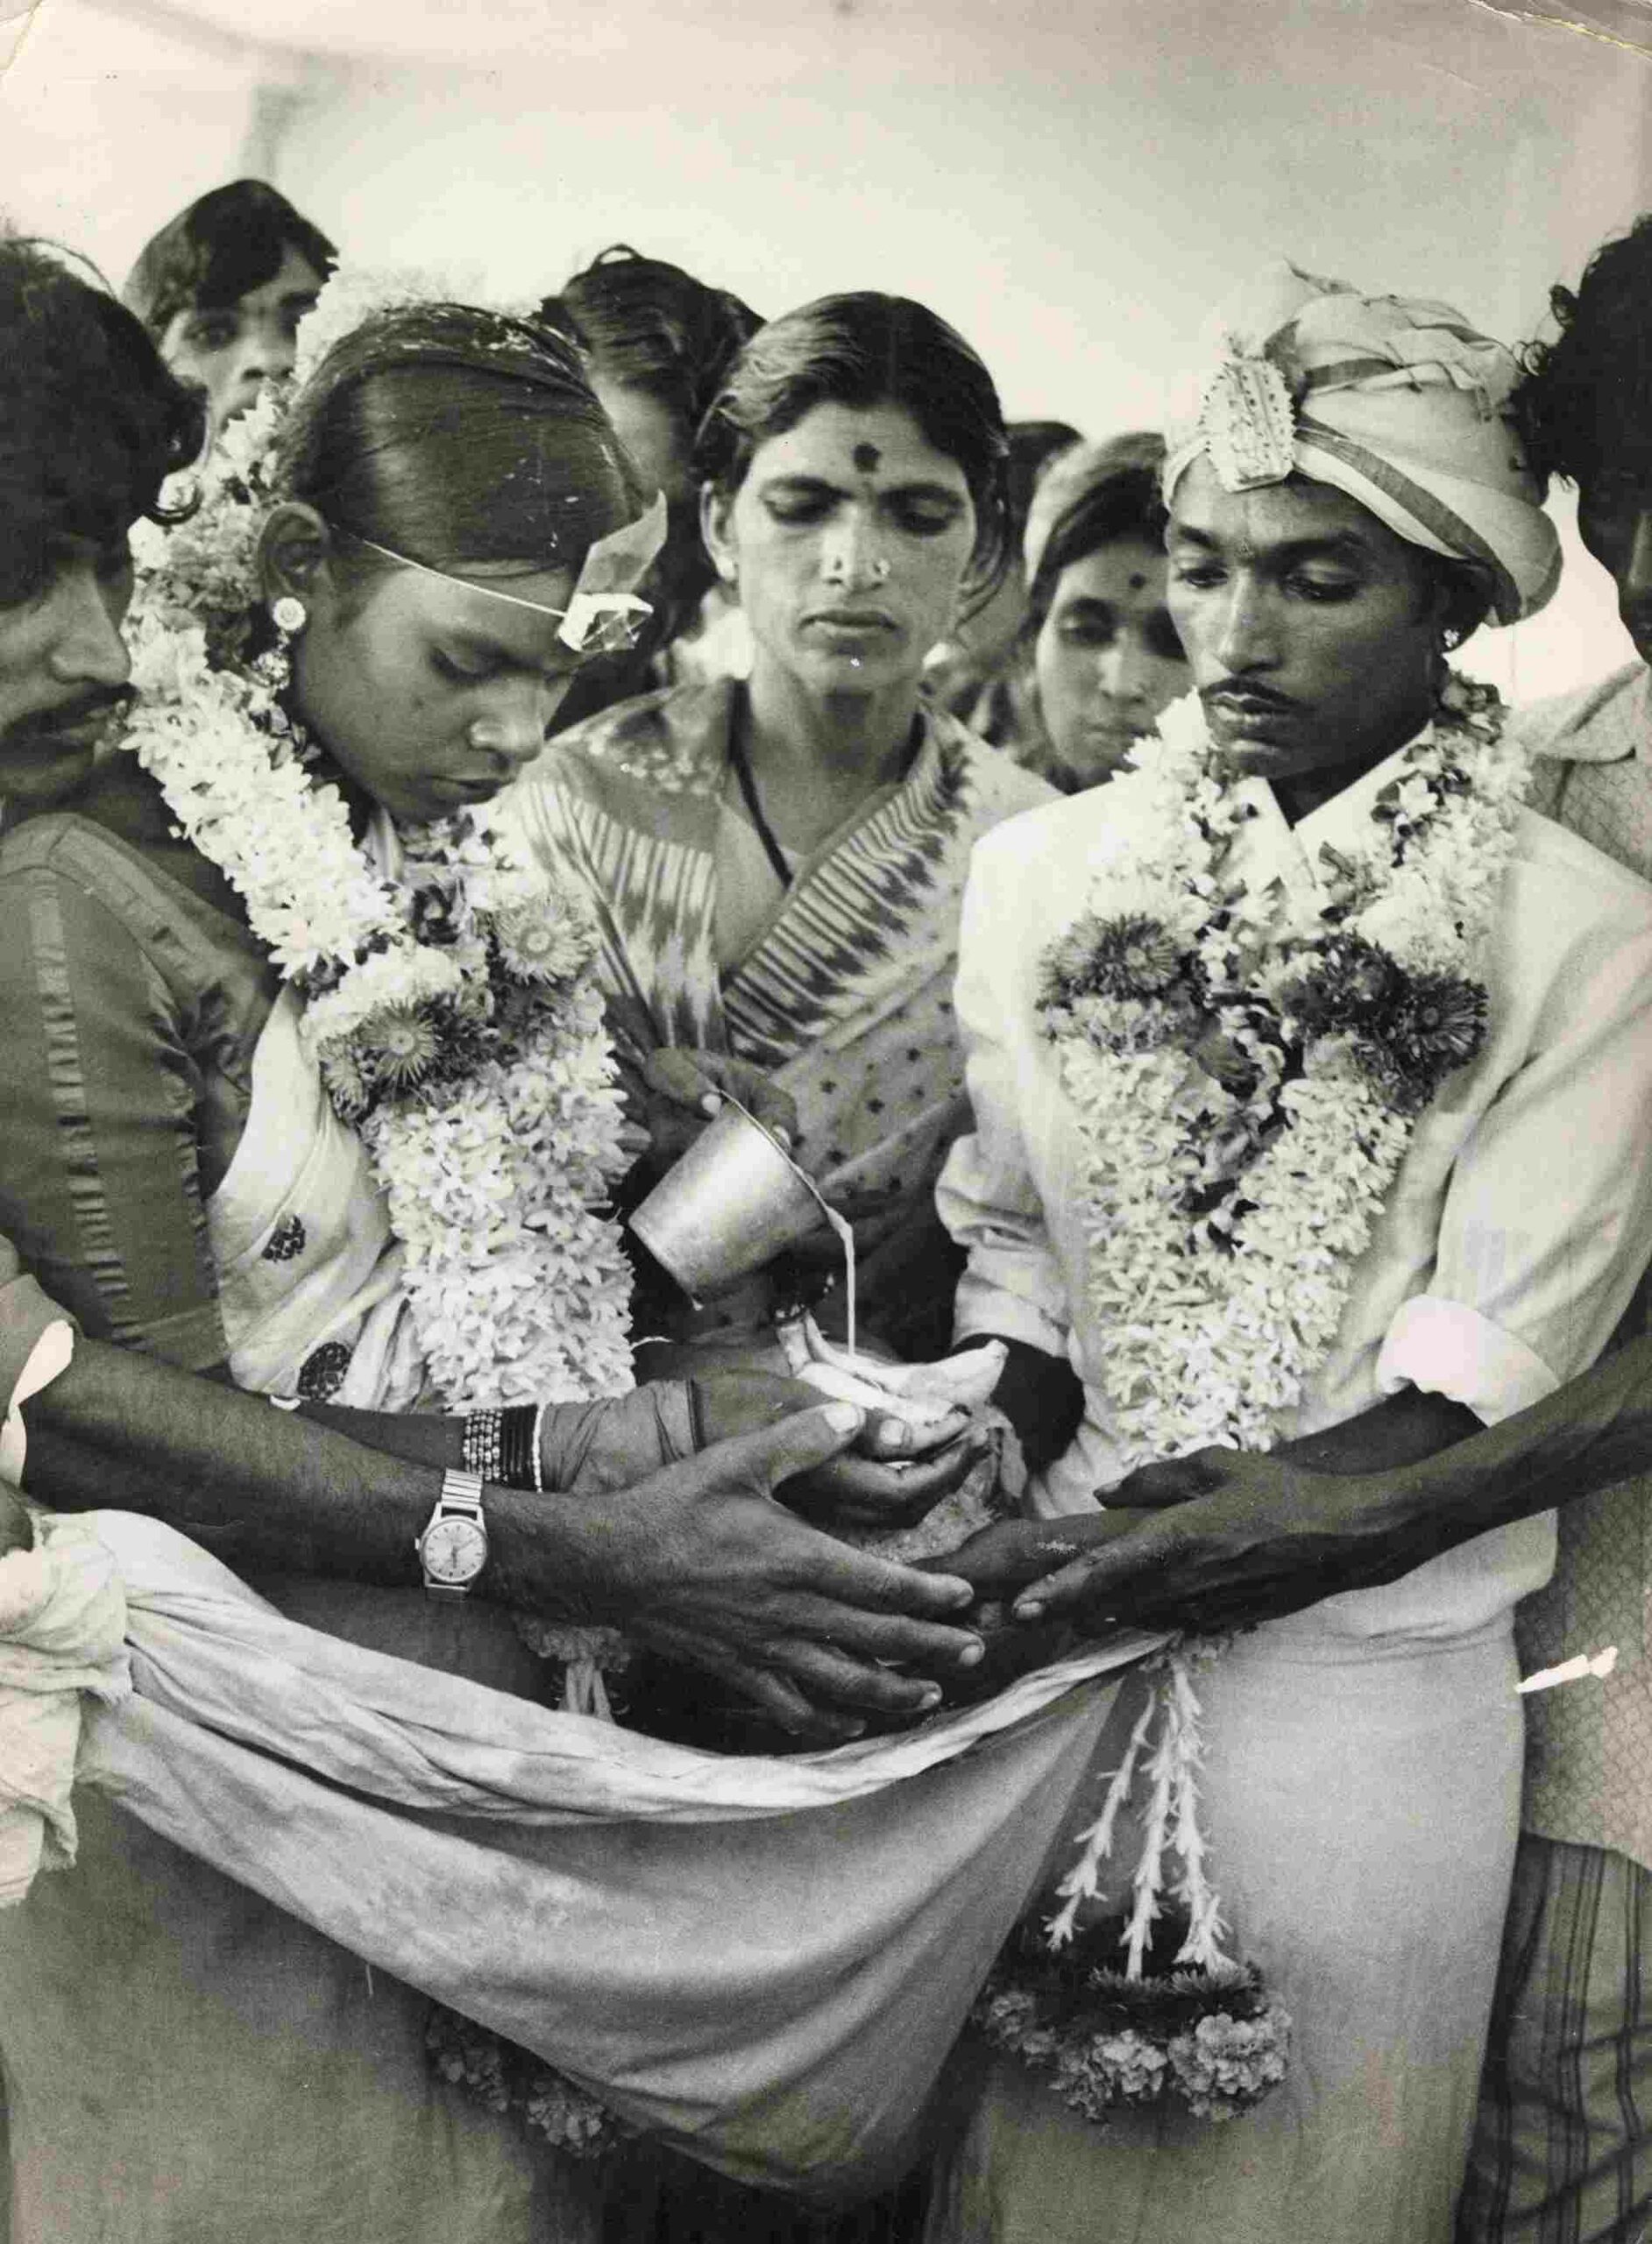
12, 1500, 1153, 2196
0, 1514, 126, 1904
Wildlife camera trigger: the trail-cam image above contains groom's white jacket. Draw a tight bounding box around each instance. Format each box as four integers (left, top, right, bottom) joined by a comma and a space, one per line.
938, 739, 1652, 1643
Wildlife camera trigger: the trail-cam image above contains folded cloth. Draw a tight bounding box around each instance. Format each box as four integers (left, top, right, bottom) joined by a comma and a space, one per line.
16, 1506, 1155, 2198
0, 1511, 129, 1904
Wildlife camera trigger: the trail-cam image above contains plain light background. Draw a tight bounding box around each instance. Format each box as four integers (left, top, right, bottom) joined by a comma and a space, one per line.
4, 0, 1650, 700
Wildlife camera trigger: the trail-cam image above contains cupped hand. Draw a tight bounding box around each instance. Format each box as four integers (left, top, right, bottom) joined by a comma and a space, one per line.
638, 1047, 802, 1171
490, 1402, 985, 1742
691, 1369, 982, 1530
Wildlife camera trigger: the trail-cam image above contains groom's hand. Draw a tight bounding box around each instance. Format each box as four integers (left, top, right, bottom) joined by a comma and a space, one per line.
691, 1369, 982, 1531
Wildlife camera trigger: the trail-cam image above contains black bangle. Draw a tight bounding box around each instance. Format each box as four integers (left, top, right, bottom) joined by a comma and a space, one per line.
498, 1404, 540, 1491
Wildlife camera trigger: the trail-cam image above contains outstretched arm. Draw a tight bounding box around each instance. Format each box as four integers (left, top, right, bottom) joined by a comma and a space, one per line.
12, 1342, 985, 1739
984, 1338, 1652, 1634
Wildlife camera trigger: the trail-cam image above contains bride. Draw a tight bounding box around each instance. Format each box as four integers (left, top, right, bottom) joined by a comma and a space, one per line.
0, 284, 986, 2244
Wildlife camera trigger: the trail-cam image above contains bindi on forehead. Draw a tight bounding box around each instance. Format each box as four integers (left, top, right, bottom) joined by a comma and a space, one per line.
1129, 571, 1148, 592
852, 442, 882, 475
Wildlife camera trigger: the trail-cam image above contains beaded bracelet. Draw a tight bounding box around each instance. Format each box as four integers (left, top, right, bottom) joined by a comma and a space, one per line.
461, 1408, 503, 1482
464, 1405, 542, 1491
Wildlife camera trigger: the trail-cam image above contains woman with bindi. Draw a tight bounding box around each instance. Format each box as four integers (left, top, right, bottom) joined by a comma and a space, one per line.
123, 178, 337, 445
522, 292, 1054, 1367
1010, 432, 1190, 792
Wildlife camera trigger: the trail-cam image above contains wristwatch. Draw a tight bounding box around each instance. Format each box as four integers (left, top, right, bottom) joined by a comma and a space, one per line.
415, 1468, 489, 1598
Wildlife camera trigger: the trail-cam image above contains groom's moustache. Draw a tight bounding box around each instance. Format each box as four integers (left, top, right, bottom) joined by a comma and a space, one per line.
4, 683, 134, 748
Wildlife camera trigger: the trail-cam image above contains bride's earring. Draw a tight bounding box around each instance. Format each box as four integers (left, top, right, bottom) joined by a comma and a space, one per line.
254, 595, 308, 693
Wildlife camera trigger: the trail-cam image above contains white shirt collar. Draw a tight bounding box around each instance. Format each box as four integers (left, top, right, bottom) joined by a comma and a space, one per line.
1226, 730, 1427, 901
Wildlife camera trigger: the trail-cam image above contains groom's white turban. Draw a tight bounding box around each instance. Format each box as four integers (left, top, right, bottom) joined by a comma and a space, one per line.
1163, 263, 1561, 626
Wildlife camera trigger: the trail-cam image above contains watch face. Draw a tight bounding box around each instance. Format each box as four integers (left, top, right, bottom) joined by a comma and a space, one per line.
422, 1516, 487, 1585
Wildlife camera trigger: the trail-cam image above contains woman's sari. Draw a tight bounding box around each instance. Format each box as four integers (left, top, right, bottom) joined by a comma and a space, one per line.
513, 678, 1052, 1358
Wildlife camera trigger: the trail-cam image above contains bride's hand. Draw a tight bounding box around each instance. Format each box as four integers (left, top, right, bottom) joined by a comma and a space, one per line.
692, 1370, 985, 1531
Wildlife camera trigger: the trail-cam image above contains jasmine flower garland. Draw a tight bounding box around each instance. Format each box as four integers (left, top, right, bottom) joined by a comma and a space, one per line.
121, 276, 637, 1424
972, 1644, 1292, 2127
1039, 671, 1528, 1468
121, 267, 649, 2161
977, 673, 1526, 2132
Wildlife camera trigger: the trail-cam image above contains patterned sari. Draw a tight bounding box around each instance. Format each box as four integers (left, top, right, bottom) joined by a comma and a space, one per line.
513, 678, 1052, 1356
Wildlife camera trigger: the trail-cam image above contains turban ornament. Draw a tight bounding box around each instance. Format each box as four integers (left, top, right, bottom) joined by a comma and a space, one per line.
1164, 264, 1561, 626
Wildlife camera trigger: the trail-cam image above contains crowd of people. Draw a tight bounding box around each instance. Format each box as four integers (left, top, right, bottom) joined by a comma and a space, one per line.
2, 173, 1652, 2244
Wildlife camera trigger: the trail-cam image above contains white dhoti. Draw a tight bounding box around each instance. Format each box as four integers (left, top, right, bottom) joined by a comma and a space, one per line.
926, 1614, 1522, 2244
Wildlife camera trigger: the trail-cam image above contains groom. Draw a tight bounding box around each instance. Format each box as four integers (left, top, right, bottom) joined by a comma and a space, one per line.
950, 266, 1649, 1530
935, 266, 1652, 2233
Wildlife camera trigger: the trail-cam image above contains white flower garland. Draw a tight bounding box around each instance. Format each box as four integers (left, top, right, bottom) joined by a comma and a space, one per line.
121, 279, 636, 1423
1040, 672, 1528, 1470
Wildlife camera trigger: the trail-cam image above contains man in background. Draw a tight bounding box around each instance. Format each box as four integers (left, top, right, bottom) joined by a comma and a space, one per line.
1455, 210, 1652, 2244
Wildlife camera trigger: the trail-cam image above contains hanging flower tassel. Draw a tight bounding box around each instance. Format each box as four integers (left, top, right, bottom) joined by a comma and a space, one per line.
973, 1644, 1291, 2127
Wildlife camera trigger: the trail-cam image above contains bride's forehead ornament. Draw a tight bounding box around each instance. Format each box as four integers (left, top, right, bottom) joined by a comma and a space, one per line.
351, 489, 670, 654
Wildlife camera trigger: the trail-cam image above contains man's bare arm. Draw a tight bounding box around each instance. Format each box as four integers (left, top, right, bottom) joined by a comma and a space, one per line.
967, 1351, 1652, 1633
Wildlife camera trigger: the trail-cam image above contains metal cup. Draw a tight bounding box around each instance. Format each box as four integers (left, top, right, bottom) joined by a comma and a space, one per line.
627, 1105, 826, 1301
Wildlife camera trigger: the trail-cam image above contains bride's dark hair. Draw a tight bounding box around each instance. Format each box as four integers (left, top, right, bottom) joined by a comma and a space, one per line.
696, 291, 1011, 597
276, 302, 649, 600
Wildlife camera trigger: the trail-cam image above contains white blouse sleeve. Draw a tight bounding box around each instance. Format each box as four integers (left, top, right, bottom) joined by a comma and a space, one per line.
936, 835, 1074, 1359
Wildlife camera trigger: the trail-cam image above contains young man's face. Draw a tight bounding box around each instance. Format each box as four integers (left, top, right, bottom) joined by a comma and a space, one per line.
0, 534, 135, 810
160, 244, 324, 443
1166, 460, 1442, 814
1577, 467, 1652, 666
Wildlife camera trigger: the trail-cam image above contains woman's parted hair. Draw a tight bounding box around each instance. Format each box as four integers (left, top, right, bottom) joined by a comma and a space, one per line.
273, 302, 650, 597
123, 180, 337, 340
696, 291, 1012, 591
0, 237, 204, 602
539, 245, 762, 435
1512, 212, 1652, 493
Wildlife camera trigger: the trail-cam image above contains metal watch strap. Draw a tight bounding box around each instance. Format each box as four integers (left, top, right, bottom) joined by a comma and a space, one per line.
416, 1466, 488, 1598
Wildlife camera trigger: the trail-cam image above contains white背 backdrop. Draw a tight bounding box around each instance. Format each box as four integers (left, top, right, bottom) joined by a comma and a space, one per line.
3, 0, 1649, 699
